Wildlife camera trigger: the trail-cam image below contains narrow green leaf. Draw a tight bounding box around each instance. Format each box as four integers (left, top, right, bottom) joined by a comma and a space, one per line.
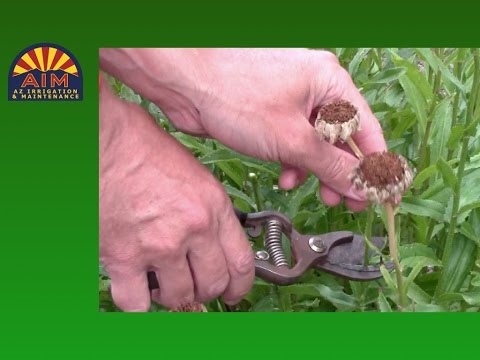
399, 197, 446, 222
446, 125, 465, 150
400, 243, 440, 262
404, 257, 439, 295
286, 176, 318, 218
397, 76, 428, 135
407, 282, 432, 304
436, 157, 458, 189
413, 303, 447, 312
377, 291, 392, 312
280, 284, 357, 310
459, 201, 480, 217
429, 97, 452, 165
380, 264, 396, 289
365, 67, 407, 85
415, 48, 466, 94
436, 233, 477, 296
216, 161, 245, 188
437, 290, 480, 306
459, 222, 480, 246
224, 184, 256, 210
348, 48, 371, 76
390, 51, 434, 103
412, 164, 438, 188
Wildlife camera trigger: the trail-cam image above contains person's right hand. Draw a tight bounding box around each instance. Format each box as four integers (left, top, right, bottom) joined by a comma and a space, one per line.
99, 80, 254, 311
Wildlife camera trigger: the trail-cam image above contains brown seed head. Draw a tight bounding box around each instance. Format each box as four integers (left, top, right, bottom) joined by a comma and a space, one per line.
315, 100, 360, 144
350, 151, 413, 205
169, 302, 207, 312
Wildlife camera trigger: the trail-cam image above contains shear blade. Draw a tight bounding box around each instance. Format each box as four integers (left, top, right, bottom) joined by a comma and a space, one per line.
314, 235, 394, 281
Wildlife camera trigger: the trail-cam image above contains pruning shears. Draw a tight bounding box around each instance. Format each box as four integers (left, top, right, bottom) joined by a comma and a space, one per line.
147, 207, 392, 290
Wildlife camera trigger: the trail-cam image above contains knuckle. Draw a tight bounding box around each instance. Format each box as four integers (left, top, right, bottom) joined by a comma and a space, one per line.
184, 201, 213, 233
231, 250, 254, 276
321, 50, 340, 65
198, 274, 229, 302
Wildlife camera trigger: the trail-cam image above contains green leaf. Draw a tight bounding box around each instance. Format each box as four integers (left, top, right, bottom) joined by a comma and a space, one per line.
224, 184, 256, 210
415, 48, 465, 94
280, 284, 357, 310
459, 201, 480, 217
390, 51, 434, 103
412, 164, 438, 189
407, 282, 432, 304
437, 290, 480, 306
199, 149, 277, 177
436, 233, 477, 296
397, 76, 428, 135
436, 157, 458, 189
399, 197, 446, 222
348, 48, 371, 76
286, 176, 318, 218
446, 125, 465, 150
413, 303, 447, 312
400, 243, 440, 262
403, 257, 440, 296
365, 67, 407, 85
429, 97, 453, 165
459, 222, 480, 246
377, 291, 392, 312
380, 264, 396, 289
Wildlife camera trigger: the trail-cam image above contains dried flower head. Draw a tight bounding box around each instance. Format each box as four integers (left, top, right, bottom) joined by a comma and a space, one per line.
350, 151, 413, 205
169, 302, 207, 312
315, 100, 360, 144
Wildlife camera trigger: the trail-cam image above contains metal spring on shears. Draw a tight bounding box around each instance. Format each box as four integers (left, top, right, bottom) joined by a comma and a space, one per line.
264, 218, 289, 266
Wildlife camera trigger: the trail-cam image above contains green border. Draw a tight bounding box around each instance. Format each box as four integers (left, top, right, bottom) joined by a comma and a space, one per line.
1, 1, 478, 357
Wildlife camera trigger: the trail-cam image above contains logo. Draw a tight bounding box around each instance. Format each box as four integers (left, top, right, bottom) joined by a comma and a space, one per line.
8, 43, 83, 101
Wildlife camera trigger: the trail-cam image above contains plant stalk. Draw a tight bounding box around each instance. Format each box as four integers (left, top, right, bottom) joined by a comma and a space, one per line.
363, 204, 374, 265
346, 137, 364, 159
385, 202, 406, 309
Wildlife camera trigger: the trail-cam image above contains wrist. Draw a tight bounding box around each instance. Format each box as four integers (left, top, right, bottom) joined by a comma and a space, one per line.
99, 48, 204, 106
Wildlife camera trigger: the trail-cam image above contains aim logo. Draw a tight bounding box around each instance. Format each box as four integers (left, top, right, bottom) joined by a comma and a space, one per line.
8, 43, 83, 101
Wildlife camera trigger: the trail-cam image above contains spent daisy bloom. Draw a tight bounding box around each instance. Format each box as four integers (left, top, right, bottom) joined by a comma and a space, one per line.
350, 151, 413, 206
349, 151, 414, 310
315, 100, 360, 145
169, 302, 208, 312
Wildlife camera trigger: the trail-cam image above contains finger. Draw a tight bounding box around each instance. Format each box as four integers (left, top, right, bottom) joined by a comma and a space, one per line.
109, 267, 151, 312
279, 165, 308, 190
280, 120, 366, 202
187, 238, 230, 303
149, 255, 195, 309
218, 207, 255, 305
345, 197, 368, 212
319, 184, 342, 206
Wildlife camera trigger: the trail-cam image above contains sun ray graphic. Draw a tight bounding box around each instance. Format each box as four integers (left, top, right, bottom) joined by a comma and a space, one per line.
12, 46, 79, 77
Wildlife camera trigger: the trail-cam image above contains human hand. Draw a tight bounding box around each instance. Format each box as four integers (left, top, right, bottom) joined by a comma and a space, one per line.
99, 80, 254, 311
100, 48, 387, 211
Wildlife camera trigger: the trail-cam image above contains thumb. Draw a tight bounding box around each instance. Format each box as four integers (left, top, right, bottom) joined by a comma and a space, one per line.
280, 120, 366, 202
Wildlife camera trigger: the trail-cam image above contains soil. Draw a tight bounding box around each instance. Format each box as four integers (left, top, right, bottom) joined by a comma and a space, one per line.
318, 100, 357, 123
359, 152, 405, 187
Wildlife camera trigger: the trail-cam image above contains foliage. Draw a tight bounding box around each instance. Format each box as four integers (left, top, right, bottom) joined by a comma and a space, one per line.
99, 48, 480, 312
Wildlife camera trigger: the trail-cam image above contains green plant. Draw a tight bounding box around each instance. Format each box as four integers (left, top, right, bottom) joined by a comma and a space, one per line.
99, 48, 480, 312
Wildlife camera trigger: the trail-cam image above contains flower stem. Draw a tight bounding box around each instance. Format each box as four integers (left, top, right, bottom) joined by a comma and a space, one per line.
363, 204, 374, 266
384, 202, 406, 310
346, 137, 364, 159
